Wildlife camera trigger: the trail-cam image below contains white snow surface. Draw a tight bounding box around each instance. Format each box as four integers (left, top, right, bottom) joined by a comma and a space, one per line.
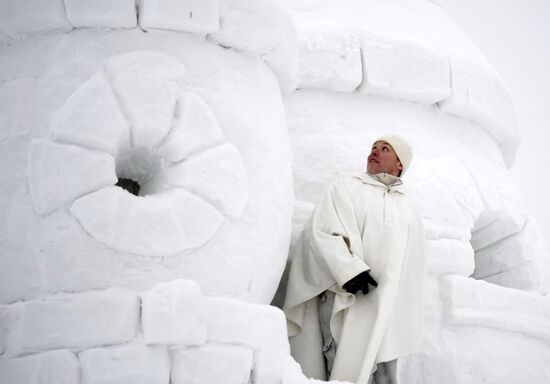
282, 10, 550, 377
143, 143, 249, 218
1, 1, 550, 384
209, 0, 299, 93
297, 29, 362, 93
141, 280, 206, 345
79, 344, 170, 384
64, 0, 137, 29
0, 0, 72, 39
70, 186, 224, 257
0, 30, 293, 303
171, 345, 253, 384
283, 0, 520, 166
27, 139, 117, 215
4, 288, 140, 357
440, 52, 519, 166
358, 36, 451, 103
50, 72, 131, 156
154, 91, 224, 163
138, 0, 220, 34
0, 350, 79, 384
204, 297, 290, 384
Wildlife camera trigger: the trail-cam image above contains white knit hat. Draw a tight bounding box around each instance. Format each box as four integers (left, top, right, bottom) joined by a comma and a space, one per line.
374, 134, 413, 175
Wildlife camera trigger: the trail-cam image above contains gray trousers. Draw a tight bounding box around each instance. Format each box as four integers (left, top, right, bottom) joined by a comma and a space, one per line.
318, 291, 398, 384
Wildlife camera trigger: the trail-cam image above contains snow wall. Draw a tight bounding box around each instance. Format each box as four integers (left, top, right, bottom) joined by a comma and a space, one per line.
0, 0, 549, 384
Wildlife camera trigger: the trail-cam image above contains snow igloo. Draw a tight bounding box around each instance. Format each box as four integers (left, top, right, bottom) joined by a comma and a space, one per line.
1, 0, 550, 383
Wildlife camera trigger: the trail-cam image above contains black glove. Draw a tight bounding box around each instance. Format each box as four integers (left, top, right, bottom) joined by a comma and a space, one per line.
342, 271, 378, 294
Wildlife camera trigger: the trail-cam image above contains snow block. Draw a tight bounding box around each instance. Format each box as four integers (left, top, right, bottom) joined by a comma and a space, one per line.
5, 288, 140, 357
0, 0, 72, 39
70, 187, 224, 257
64, 0, 137, 28
0, 77, 35, 141
297, 29, 362, 93
474, 218, 540, 279
171, 344, 253, 384
0, 350, 79, 384
0, 246, 42, 305
209, 0, 299, 92
264, 39, 299, 94
0, 305, 11, 354
470, 209, 527, 251
465, 156, 526, 234
80, 344, 170, 384
406, 157, 483, 242
426, 239, 474, 277
155, 92, 224, 164
51, 73, 131, 156
204, 297, 289, 384
144, 144, 248, 218
440, 54, 519, 167
474, 215, 550, 291
27, 139, 117, 215
358, 36, 450, 104
210, 0, 288, 54
440, 275, 550, 343
111, 72, 179, 152
138, 0, 220, 34
141, 279, 206, 346
106, 50, 186, 152
482, 263, 543, 291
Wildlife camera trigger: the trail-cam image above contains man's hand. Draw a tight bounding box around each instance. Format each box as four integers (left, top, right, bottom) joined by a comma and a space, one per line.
342, 271, 378, 294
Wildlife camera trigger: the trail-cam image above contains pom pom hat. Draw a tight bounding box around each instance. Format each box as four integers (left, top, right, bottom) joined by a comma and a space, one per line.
375, 134, 413, 175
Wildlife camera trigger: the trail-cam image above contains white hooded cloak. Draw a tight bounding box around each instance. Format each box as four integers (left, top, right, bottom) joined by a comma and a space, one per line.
283, 173, 426, 383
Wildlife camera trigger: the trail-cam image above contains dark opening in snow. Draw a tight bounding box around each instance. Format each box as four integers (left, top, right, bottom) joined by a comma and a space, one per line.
116, 178, 141, 196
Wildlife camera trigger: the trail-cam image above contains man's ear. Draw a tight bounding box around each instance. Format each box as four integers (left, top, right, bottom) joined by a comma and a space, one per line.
397, 161, 403, 171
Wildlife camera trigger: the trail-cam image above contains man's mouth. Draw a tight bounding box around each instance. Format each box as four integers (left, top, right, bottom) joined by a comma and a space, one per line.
369, 158, 378, 164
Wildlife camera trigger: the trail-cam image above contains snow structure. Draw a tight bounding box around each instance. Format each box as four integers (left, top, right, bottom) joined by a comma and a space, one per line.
0, 0, 548, 383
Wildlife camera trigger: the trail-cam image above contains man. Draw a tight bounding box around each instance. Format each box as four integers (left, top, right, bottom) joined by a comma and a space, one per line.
283, 134, 426, 384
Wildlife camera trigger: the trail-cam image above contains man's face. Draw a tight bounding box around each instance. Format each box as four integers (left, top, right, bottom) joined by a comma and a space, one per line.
367, 140, 403, 176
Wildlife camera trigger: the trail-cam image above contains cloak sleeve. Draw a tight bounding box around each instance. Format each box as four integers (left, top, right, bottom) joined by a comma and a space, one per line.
285, 178, 370, 317
308, 179, 370, 288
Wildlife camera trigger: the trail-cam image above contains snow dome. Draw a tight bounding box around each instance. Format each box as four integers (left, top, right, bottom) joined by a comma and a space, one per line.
0, 0, 549, 383
0, 0, 296, 304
